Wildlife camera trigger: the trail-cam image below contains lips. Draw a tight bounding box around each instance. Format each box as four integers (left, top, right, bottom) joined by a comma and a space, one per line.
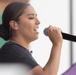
34, 27, 39, 32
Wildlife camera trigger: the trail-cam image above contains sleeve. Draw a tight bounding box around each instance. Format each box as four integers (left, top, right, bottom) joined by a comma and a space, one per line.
0, 44, 39, 70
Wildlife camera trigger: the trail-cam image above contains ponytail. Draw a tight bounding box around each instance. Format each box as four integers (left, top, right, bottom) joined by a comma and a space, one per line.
0, 24, 9, 41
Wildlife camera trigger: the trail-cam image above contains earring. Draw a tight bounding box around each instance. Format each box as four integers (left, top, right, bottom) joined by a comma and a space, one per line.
15, 22, 17, 26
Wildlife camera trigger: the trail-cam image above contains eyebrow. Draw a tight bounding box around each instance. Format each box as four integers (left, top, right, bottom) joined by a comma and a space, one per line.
27, 13, 37, 16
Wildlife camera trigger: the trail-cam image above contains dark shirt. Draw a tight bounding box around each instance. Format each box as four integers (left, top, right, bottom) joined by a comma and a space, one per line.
0, 41, 38, 69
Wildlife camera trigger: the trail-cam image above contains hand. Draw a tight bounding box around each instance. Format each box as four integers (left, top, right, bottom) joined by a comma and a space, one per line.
47, 25, 63, 45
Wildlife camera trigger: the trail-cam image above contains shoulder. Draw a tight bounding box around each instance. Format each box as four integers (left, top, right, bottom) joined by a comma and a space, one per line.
0, 41, 31, 58
0, 41, 39, 69
0, 41, 29, 54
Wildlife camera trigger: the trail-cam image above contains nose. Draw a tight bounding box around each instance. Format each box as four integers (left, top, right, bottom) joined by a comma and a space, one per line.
36, 18, 40, 25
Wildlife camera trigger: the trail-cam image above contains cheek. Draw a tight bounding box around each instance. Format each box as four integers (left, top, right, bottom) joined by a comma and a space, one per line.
19, 22, 33, 36
18, 19, 37, 40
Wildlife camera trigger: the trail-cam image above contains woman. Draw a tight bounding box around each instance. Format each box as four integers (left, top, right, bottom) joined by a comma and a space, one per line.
0, 2, 63, 75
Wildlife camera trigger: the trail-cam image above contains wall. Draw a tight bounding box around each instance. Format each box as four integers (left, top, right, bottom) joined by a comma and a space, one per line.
30, 0, 71, 75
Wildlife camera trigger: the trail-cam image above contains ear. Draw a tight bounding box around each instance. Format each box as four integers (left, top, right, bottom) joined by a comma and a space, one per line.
9, 20, 19, 30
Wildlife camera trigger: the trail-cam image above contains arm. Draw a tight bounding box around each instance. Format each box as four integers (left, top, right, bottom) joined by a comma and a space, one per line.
28, 26, 63, 75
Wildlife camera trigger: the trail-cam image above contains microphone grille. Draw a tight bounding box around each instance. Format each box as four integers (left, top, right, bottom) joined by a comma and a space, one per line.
43, 28, 48, 36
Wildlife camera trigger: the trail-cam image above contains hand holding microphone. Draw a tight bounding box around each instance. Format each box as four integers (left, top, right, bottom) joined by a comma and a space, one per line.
44, 26, 63, 45
44, 26, 76, 42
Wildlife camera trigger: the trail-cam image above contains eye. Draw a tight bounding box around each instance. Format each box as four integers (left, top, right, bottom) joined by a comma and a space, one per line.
28, 17, 34, 19
29, 18, 34, 19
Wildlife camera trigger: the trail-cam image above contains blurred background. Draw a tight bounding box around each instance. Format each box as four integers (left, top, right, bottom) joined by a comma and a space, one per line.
0, 0, 76, 75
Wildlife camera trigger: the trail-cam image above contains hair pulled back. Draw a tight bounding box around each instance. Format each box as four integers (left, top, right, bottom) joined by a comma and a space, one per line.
0, 1, 30, 40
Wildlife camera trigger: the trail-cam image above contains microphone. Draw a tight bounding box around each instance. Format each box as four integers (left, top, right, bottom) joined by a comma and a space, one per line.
44, 28, 76, 42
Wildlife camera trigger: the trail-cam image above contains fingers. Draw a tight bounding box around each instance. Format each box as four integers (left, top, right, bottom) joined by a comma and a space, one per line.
47, 25, 63, 45
48, 25, 62, 32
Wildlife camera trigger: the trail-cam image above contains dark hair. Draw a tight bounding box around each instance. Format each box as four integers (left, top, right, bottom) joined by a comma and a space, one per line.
0, 2, 30, 41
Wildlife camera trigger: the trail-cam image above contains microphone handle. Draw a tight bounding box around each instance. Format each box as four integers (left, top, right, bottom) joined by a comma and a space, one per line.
62, 32, 76, 42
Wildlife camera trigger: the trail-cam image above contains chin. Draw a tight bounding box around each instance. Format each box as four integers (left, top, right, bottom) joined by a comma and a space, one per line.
31, 36, 38, 42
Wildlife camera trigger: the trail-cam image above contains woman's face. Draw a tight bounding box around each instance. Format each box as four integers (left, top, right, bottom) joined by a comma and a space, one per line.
17, 5, 40, 43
